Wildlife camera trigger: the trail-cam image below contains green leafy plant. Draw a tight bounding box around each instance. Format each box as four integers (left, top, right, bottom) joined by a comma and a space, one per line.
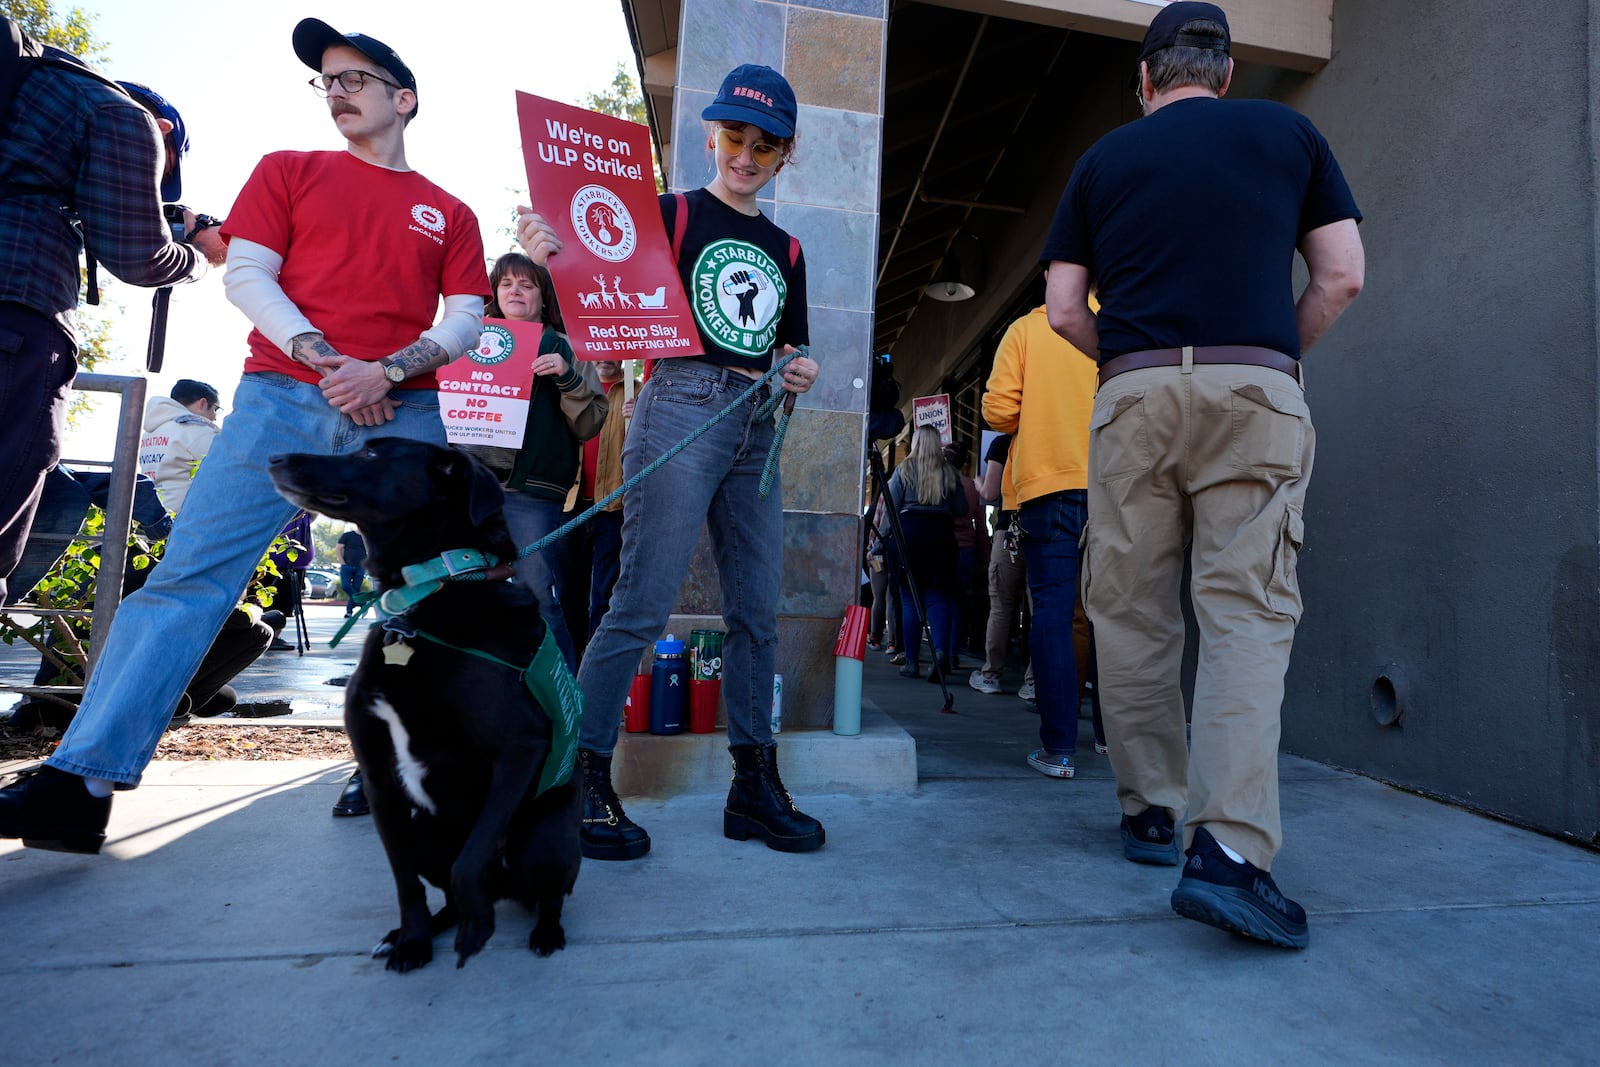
0, 506, 301, 698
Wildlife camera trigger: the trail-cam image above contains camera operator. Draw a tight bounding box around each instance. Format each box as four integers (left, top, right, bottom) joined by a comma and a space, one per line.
0, 39, 224, 606
117, 81, 226, 267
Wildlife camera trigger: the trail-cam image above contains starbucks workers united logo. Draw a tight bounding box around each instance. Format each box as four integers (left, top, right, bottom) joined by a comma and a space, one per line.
692, 239, 786, 357
474, 324, 515, 364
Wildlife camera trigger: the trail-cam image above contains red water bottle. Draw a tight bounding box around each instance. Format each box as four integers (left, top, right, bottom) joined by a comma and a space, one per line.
624, 671, 650, 733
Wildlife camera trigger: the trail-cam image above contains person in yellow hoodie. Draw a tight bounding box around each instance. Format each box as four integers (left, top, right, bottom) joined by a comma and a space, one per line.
982, 302, 1097, 778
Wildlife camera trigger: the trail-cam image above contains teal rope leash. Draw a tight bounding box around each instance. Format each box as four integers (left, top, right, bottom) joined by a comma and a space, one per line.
331, 347, 809, 641
487, 346, 805, 571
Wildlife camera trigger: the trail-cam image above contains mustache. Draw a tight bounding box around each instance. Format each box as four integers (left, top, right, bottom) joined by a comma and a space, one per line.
330, 101, 360, 117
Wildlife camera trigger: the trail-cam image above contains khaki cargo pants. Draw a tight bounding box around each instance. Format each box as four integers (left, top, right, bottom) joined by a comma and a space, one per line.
1082, 356, 1313, 871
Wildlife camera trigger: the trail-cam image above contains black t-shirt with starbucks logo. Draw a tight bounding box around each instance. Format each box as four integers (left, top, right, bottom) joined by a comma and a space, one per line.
661, 188, 809, 373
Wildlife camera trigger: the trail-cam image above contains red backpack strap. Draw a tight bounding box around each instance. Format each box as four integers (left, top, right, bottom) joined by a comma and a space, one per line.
788, 235, 800, 268
670, 192, 688, 263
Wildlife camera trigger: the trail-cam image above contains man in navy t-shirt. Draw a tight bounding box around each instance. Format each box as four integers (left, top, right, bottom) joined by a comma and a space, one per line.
1041, 2, 1364, 949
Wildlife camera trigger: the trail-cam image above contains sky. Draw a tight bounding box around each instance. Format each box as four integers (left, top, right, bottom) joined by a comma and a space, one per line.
64, 0, 636, 458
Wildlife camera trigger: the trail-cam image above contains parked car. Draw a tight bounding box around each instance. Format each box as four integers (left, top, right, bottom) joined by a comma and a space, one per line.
303, 568, 338, 600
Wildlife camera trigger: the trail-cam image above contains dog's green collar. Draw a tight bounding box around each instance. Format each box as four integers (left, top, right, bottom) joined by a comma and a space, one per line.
327, 548, 512, 649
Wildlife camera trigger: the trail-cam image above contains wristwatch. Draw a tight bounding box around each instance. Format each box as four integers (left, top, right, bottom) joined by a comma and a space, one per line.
379, 358, 406, 384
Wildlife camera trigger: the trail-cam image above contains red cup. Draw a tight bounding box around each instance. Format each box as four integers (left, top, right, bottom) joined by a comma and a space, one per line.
625, 673, 651, 733
834, 604, 870, 661
688, 679, 720, 733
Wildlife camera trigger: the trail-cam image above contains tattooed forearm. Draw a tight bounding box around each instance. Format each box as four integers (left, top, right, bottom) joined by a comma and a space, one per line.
384, 338, 450, 378
290, 332, 342, 370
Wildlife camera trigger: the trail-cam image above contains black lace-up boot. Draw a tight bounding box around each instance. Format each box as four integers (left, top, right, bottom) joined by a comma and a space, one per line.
723, 744, 825, 853
578, 748, 650, 861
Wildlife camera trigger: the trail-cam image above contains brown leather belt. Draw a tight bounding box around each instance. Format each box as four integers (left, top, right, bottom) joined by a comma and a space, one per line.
1097, 345, 1300, 388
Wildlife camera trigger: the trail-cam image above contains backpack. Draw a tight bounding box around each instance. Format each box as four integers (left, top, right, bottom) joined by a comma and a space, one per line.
649, 192, 802, 382
1, 16, 133, 304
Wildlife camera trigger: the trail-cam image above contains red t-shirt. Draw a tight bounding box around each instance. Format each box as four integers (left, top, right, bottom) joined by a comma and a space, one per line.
222, 150, 488, 389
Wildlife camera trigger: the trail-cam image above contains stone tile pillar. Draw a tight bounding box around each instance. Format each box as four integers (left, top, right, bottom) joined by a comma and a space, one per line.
665, 0, 886, 729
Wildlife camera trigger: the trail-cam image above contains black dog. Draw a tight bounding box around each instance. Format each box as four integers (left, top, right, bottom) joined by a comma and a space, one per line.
268, 439, 580, 972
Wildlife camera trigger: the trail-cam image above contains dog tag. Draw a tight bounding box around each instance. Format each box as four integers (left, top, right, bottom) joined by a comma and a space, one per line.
382, 639, 415, 667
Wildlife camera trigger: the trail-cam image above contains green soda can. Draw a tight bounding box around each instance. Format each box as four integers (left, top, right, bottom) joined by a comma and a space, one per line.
689, 629, 724, 681
689, 629, 724, 733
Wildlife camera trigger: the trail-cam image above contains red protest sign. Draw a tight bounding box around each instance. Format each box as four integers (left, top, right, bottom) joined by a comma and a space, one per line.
516, 92, 701, 361
436, 317, 540, 447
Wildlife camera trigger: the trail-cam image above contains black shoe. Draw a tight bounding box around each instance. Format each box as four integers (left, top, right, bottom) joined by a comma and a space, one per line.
1121, 807, 1179, 866
193, 685, 237, 718
898, 664, 920, 678
925, 656, 949, 683
1170, 827, 1308, 949
578, 748, 650, 860
5, 700, 76, 731
166, 692, 193, 729
332, 769, 369, 817
724, 744, 825, 853
268, 638, 294, 652
0, 766, 112, 854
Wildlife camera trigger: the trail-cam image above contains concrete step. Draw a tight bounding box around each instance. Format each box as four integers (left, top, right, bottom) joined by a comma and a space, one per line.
610, 705, 916, 798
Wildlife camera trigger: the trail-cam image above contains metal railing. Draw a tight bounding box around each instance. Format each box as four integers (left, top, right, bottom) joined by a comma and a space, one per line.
1, 372, 147, 694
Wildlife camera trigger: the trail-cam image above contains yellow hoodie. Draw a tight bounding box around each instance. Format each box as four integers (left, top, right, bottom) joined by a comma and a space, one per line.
981, 304, 1097, 505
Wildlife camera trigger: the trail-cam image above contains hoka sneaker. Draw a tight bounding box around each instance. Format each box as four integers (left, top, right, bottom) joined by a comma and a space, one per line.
1170, 827, 1309, 949
1120, 807, 1179, 865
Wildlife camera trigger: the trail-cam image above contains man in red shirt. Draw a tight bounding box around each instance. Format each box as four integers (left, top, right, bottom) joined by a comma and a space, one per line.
1, 18, 488, 853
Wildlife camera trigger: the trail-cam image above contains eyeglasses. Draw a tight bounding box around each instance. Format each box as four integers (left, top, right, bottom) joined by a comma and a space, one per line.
715, 127, 784, 168
309, 69, 401, 96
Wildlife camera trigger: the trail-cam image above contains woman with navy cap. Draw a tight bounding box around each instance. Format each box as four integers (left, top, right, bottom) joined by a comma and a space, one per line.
516, 63, 822, 862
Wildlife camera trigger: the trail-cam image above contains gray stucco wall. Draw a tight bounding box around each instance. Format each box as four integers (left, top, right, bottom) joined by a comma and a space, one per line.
1279, 0, 1600, 843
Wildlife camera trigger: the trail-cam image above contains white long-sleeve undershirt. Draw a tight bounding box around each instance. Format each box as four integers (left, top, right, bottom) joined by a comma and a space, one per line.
223, 237, 482, 359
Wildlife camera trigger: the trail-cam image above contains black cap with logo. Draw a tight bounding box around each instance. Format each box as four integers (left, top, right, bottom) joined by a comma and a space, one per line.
292, 18, 419, 119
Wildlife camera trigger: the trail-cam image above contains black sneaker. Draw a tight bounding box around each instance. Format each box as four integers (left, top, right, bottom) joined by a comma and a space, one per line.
0, 765, 113, 854
1121, 807, 1179, 866
1170, 827, 1309, 949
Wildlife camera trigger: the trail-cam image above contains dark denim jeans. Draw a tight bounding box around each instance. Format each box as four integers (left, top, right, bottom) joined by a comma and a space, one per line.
1018, 489, 1087, 754
0, 303, 76, 606
585, 508, 623, 647
575, 359, 782, 754
502, 491, 581, 673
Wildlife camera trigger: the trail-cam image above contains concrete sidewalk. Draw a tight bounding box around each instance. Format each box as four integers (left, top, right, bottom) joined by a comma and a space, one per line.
2, 615, 1598, 1063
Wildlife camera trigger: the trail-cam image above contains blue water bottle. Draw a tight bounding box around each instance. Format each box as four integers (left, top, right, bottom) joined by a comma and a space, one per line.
649, 634, 687, 735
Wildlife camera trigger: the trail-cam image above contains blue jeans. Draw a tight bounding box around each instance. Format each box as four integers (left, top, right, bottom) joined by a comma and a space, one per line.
48, 372, 447, 785
501, 491, 580, 672
1018, 489, 1086, 755
952, 545, 977, 659
899, 584, 954, 670
338, 563, 365, 613
586, 508, 623, 646
576, 360, 781, 754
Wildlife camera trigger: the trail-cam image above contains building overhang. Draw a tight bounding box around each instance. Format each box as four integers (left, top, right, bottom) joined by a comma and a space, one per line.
922, 0, 1333, 73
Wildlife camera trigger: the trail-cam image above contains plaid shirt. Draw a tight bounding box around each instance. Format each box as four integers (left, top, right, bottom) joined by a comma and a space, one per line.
0, 53, 202, 342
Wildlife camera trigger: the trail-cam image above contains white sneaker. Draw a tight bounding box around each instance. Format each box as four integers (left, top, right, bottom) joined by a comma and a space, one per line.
968, 670, 1002, 695
1026, 749, 1075, 778
1017, 681, 1036, 704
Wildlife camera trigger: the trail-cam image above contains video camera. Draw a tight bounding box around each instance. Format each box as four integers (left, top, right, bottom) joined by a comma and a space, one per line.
162, 203, 222, 244
867, 351, 904, 443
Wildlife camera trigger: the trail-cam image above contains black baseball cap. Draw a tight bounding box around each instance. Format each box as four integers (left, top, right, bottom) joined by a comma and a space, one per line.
171, 379, 220, 408
1137, 2, 1232, 63
292, 18, 419, 119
